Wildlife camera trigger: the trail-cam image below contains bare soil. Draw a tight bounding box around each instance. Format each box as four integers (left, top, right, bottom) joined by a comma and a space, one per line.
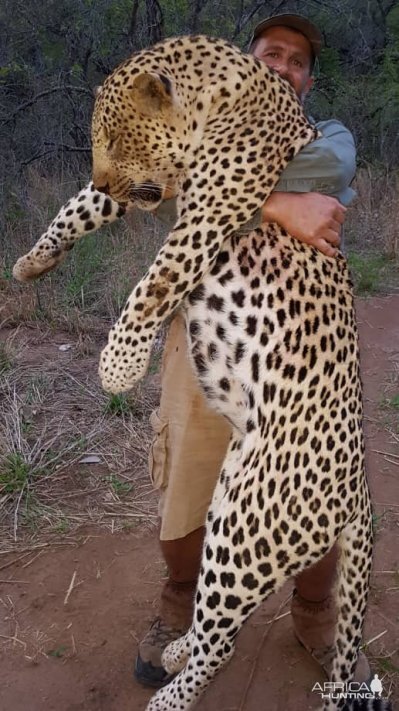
0, 296, 398, 711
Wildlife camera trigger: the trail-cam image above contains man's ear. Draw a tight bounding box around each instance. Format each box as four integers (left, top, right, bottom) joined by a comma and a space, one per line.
301, 76, 314, 101
132, 73, 173, 115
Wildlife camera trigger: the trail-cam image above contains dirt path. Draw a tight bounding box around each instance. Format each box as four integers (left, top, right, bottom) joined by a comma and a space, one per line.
1, 296, 398, 711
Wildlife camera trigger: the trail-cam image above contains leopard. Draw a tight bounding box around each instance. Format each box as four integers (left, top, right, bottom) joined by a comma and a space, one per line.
14, 35, 380, 711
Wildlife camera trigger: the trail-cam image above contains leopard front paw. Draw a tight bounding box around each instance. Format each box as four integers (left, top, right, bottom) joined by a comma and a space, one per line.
98, 328, 150, 393
13, 245, 68, 283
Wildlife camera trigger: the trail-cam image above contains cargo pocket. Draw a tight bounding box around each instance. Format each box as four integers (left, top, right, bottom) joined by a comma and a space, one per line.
148, 409, 169, 491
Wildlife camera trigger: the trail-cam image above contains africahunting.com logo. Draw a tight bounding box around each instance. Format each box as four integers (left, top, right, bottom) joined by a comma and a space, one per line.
312, 674, 385, 701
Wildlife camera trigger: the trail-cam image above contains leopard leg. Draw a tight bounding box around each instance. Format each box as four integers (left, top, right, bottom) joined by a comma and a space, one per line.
145, 438, 292, 710
13, 183, 124, 282
322, 498, 373, 711
160, 431, 243, 679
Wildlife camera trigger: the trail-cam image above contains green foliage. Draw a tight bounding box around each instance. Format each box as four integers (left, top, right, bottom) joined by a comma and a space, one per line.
347, 252, 394, 295
0, 0, 398, 191
0, 453, 30, 493
387, 4, 399, 36
53, 517, 70, 533
5, 195, 26, 223
107, 473, 133, 496
389, 394, 399, 410
375, 657, 399, 674
372, 511, 384, 533
103, 392, 135, 416
61, 231, 111, 309
381, 393, 399, 411
39, 33, 65, 66
1, 264, 13, 281
47, 646, 67, 658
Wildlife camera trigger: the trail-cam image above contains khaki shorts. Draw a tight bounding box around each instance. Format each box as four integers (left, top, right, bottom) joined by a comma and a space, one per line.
148, 311, 231, 541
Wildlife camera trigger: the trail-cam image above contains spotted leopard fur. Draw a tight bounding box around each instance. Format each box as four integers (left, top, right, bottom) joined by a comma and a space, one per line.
14, 36, 381, 711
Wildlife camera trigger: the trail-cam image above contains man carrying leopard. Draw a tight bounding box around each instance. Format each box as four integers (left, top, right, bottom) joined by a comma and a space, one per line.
14, 14, 376, 710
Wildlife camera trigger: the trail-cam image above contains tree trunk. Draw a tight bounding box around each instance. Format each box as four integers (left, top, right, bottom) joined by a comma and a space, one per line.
145, 0, 164, 45
187, 0, 209, 34
128, 0, 141, 48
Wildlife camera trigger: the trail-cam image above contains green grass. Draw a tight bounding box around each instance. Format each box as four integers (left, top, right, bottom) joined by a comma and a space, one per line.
107, 474, 133, 496
25, 373, 52, 405
379, 392, 399, 432
0, 342, 13, 374
0, 452, 30, 493
1, 264, 12, 280
387, 394, 399, 410
53, 517, 70, 534
375, 657, 399, 674
47, 645, 67, 658
61, 231, 112, 309
103, 392, 135, 416
348, 252, 397, 295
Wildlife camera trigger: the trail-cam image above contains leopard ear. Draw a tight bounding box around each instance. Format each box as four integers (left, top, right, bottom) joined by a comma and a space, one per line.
94, 85, 103, 97
131, 73, 173, 115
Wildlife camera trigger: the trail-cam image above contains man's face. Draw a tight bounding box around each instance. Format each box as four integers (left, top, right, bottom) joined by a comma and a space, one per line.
252, 26, 314, 103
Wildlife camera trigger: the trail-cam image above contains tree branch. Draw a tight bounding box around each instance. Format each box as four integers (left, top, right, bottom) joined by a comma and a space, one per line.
21, 143, 91, 168
232, 0, 286, 41
2, 86, 94, 126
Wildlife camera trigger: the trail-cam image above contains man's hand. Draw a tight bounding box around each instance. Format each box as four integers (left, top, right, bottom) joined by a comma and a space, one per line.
261, 192, 347, 257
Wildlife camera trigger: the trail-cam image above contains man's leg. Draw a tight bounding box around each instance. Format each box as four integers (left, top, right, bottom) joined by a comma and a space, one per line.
135, 311, 230, 686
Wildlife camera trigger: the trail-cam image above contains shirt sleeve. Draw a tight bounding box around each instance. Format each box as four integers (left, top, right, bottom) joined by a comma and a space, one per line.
274, 119, 357, 205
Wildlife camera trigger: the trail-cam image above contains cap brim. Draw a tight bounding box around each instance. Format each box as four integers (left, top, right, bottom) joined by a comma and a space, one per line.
250, 14, 322, 58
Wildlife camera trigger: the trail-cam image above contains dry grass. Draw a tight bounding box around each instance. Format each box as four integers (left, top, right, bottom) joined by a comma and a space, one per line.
0, 325, 161, 552
378, 357, 399, 442
0, 593, 55, 662
0, 170, 167, 552
347, 167, 399, 257
2, 166, 398, 332
1, 163, 398, 551
1, 169, 165, 330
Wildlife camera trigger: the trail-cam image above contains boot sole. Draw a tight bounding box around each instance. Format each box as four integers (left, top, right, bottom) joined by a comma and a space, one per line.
134, 655, 176, 689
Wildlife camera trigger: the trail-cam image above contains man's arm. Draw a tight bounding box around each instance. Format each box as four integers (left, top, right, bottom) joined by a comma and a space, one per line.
154, 120, 356, 256
14, 121, 355, 282
260, 120, 357, 257
273, 119, 356, 203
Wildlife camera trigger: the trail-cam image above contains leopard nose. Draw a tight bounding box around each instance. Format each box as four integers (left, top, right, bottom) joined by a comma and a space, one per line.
96, 182, 110, 195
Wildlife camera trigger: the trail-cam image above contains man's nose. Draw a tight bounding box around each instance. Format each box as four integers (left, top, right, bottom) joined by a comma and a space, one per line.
275, 63, 289, 79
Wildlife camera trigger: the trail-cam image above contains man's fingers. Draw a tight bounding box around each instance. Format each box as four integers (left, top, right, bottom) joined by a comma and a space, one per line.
322, 227, 341, 246
328, 219, 342, 239
333, 208, 346, 225
316, 238, 339, 257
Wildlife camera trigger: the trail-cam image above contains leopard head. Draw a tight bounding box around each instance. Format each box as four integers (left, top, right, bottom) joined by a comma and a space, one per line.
92, 68, 186, 209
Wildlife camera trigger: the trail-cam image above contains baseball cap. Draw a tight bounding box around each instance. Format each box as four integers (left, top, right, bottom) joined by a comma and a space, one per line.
249, 14, 323, 62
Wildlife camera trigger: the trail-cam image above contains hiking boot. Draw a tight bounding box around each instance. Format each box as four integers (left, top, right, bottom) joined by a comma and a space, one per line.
134, 616, 185, 687
291, 590, 371, 683
134, 578, 195, 688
